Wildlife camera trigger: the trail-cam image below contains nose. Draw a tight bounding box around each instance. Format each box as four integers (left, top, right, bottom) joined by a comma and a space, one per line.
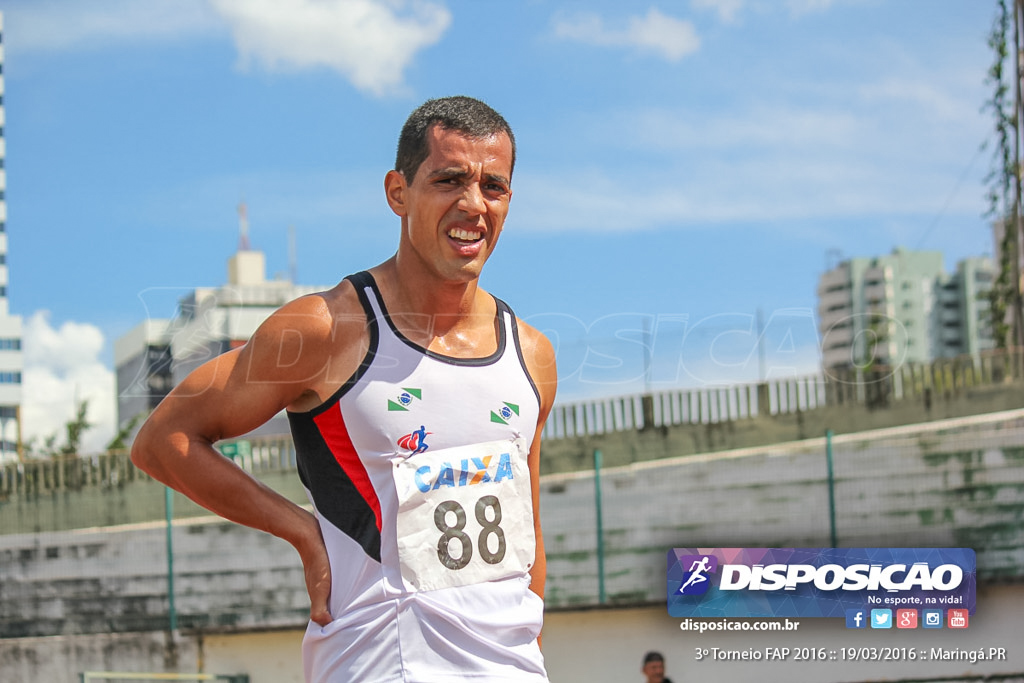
458, 182, 487, 215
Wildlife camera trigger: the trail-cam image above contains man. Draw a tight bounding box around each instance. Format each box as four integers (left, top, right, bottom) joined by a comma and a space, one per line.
642, 651, 674, 683
132, 96, 556, 682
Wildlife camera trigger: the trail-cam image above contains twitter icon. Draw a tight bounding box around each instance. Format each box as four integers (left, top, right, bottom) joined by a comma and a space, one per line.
871, 609, 892, 629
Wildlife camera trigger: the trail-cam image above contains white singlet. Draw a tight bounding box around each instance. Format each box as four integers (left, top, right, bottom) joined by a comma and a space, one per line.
287, 271, 548, 682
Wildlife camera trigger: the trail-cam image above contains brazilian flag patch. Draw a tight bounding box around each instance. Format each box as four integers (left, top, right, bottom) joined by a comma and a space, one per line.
490, 401, 520, 424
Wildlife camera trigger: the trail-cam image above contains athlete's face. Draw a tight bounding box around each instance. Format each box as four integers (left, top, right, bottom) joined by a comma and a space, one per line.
642, 660, 665, 683
386, 125, 513, 283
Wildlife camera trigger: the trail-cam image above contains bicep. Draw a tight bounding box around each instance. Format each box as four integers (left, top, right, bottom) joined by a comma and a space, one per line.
144, 303, 335, 447
147, 344, 301, 446
520, 323, 557, 422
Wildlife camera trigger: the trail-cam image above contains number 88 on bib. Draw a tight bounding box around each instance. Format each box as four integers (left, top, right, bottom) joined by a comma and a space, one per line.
394, 438, 536, 592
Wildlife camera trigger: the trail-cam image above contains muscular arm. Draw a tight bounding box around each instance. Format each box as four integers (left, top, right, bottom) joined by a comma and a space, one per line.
131, 290, 363, 626
517, 320, 558, 604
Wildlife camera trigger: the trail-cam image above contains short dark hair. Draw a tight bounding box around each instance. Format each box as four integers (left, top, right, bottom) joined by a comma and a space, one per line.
643, 651, 665, 665
395, 96, 516, 182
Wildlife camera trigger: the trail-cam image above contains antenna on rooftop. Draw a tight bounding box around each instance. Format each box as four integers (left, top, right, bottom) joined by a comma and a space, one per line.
825, 248, 843, 271
238, 201, 251, 251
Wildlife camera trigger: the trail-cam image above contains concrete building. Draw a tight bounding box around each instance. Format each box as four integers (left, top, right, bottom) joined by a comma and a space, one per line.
112, 320, 173, 435
817, 247, 995, 370
938, 256, 996, 357
114, 215, 330, 436
0, 13, 25, 464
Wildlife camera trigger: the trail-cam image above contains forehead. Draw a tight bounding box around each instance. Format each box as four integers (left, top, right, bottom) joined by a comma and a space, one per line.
419, 124, 513, 176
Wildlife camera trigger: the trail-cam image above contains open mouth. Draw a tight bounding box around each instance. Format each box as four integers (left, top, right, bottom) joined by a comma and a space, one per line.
448, 227, 484, 244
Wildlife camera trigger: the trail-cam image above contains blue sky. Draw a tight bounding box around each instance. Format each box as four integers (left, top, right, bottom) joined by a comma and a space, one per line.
1, 0, 1000, 449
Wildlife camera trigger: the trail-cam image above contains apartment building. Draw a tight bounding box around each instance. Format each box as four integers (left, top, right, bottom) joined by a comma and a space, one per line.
818, 248, 994, 370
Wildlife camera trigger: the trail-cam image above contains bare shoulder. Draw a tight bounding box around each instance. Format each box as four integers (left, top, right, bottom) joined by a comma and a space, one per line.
241, 279, 370, 408
267, 279, 365, 338
514, 316, 558, 411
133, 280, 368, 450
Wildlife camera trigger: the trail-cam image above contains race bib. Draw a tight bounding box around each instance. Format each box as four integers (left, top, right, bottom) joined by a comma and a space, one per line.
394, 437, 535, 592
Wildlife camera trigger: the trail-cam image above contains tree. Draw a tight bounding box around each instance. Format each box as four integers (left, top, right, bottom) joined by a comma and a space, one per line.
105, 411, 146, 453
26, 399, 93, 459
60, 400, 92, 457
984, 0, 1024, 350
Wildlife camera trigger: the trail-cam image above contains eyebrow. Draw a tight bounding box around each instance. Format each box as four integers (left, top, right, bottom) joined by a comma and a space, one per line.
483, 172, 511, 188
427, 167, 469, 181
426, 167, 510, 188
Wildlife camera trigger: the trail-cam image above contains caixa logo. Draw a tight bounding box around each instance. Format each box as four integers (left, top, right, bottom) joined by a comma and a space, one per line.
677, 555, 718, 595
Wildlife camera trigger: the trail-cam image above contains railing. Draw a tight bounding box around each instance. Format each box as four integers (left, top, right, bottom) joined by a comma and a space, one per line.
543, 375, 829, 439
824, 346, 1024, 406
3, 348, 1023, 500
543, 346, 1024, 439
0, 441, 296, 502
0, 451, 140, 499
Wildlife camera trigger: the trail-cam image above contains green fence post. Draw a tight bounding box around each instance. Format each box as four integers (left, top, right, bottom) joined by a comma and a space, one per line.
825, 430, 837, 548
165, 486, 178, 632
593, 448, 606, 605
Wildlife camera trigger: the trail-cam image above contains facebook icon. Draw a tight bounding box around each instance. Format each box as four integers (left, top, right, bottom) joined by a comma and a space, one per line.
845, 609, 867, 629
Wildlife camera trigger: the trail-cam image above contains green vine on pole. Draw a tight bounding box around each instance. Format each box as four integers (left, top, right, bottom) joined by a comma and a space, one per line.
984, 0, 1016, 349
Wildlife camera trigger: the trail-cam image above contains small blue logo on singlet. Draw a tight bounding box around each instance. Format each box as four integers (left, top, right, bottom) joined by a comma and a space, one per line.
397, 425, 431, 454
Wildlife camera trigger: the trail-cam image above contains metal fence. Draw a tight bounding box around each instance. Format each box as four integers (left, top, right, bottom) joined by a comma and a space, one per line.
542, 375, 829, 439
542, 347, 1024, 439
1, 408, 1022, 643
539, 409, 1024, 609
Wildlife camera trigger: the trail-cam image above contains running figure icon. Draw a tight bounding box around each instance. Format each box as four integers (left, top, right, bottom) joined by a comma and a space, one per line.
679, 556, 712, 593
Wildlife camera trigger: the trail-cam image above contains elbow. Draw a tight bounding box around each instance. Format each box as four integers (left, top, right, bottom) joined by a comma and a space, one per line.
129, 421, 159, 475
129, 434, 149, 473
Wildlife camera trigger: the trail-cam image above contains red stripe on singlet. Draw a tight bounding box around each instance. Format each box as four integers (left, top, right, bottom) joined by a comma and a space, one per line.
312, 404, 383, 533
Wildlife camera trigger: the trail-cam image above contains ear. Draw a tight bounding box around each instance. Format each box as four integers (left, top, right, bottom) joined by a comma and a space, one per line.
384, 170, 408, 217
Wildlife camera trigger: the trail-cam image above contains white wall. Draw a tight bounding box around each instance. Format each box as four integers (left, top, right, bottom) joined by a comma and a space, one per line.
3, 410, 1023, 680
4, 587, 1020, 683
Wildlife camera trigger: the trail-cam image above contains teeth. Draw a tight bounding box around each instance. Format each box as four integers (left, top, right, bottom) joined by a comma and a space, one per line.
449, 228, 481, 241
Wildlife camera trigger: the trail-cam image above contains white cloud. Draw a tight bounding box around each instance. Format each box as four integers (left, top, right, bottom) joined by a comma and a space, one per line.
21, 311, 116, 455
627, 105, 863, 151
4, 0, 450, 97
2, 0, 221, 53
857, 78, 975, 122
691, 0, 745, 24
553, 8, 701, 63
511, 148, 983, 235
687, 0, 854, 24
510, 65, 986, 233
786, 0, 841, 17
209, 0, 451, 96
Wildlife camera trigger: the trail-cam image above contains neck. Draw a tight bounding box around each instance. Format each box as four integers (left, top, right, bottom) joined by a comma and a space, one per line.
372, 256, 493, 343
378, 257, 481, 315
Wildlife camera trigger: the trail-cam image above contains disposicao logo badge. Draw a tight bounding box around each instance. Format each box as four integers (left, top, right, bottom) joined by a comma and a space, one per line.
676, 555, 718, 595
667, 548, 976, 619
